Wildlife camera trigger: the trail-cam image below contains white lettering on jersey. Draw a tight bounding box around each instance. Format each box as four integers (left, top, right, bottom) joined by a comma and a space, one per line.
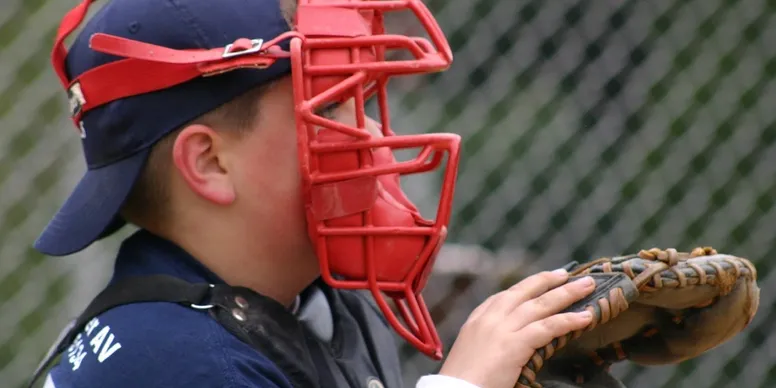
84, 318, 100, 336
89, 325, 122, 363
66, 333, 86, 371
65, 319, 124, 371
89, 326, 108, 353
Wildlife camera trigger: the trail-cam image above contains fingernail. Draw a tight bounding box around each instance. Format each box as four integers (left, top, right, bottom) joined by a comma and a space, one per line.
579, 276, 594, 286
552, 268, 568, 275
578, 311, 593, 320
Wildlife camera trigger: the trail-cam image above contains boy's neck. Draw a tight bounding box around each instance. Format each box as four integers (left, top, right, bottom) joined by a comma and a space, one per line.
153, 224, 320, 308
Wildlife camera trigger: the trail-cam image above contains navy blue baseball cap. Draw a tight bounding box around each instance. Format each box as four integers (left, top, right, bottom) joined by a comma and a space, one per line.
34, 0, 293, 256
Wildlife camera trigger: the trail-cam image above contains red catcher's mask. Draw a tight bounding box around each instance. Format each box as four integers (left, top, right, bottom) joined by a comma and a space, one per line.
52, 0, 460, 359
292, 0, 460, 359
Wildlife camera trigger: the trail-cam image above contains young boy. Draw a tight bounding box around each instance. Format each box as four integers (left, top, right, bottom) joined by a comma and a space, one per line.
30, 0, 595, 387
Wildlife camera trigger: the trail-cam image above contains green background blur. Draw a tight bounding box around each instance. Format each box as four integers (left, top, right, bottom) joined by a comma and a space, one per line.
1, 0, 774, 387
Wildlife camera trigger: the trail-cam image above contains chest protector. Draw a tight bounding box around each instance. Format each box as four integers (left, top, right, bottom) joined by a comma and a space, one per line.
27, 275, 404, 388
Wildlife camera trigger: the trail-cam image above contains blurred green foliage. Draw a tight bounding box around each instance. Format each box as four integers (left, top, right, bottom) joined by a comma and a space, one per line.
395, 1, 775, 385
0, 1, 72, 386
2, 0, 776, 387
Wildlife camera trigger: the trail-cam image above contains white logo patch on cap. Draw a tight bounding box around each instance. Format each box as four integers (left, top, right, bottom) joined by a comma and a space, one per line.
68, 82, 86, 117
67, 82, 87, 138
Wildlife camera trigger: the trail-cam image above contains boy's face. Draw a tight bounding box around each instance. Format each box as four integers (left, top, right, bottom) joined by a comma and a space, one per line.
218, 76, 384, 260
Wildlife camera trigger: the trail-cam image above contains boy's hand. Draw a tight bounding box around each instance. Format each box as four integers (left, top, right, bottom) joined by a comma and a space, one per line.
438, 269, 595, 388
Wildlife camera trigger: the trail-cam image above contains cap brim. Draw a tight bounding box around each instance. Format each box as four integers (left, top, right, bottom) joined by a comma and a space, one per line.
34, 149, 149, 256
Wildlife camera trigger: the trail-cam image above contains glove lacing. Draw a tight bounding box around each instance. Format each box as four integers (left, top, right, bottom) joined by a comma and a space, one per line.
516, 246, 740, 388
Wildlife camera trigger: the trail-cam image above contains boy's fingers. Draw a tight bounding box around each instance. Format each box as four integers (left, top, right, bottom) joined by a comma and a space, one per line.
516, 311, 594, 351
469, 269, 569, 321
508, 276, 595, 329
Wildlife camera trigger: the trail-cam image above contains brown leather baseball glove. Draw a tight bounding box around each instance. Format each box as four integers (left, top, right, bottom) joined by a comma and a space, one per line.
516, 247, 760, 388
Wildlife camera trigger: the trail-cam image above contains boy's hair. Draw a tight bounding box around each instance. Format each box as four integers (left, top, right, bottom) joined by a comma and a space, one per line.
119, 0, 298, 228
119, 85, 266, 226
279, 0, 297, 27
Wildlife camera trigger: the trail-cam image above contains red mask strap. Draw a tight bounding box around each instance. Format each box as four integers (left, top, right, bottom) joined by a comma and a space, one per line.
48, 0, 298, 123
51, 0, 97, 88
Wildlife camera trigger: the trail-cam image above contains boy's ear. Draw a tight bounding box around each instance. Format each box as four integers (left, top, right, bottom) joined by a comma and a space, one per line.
172, 124, 236, 206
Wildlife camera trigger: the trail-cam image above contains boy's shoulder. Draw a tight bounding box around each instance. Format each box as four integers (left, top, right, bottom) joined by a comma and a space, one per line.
46, 300, 292, 388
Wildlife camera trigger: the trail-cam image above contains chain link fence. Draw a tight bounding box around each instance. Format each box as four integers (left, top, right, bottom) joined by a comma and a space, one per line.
1, 0, 774, 387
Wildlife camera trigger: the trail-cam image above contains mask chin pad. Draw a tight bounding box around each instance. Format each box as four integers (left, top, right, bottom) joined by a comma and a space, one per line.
313, 129, 430, 282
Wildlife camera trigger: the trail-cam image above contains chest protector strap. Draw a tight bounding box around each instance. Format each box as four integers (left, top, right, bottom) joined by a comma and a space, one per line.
27, 275, 403, 388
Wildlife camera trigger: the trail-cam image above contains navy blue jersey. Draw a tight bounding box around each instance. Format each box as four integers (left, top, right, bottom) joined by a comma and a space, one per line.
45, 231, 293, 388
41, 230, 478, 388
